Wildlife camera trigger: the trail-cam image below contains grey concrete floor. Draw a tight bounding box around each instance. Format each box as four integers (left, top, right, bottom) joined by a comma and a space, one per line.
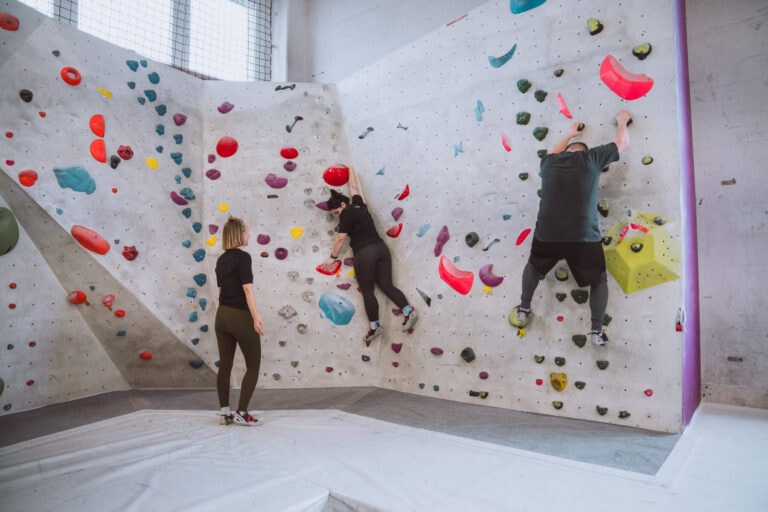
0, 386, 679, 475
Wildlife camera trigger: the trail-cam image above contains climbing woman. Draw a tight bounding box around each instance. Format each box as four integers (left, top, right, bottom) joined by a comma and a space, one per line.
319, 166, 419, 345
214, 216, 265, 426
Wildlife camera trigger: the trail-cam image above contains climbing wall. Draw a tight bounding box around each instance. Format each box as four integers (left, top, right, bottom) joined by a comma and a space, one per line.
336, 0, 685, 432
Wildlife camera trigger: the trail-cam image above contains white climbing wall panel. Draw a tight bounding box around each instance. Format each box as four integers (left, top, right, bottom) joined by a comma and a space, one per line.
0, 0, 688, 432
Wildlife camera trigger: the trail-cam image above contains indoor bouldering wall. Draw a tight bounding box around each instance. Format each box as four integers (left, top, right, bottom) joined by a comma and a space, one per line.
336, 0, 686, 432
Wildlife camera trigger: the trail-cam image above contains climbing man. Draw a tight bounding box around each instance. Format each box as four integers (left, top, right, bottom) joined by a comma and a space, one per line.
511, 109, 632, 346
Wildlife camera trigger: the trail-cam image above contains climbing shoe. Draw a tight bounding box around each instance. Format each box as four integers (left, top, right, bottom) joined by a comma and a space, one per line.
364, 326, 383, 346
590, 330, 609, 347
509, 306, 531, 328
401, 309, 419, 332
220, 413, 234, 425
233, 411, 262, 426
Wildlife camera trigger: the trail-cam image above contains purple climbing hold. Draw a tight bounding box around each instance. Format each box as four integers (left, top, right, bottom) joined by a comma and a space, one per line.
479, 371, 489, 380
256, 234, 270, 245
434, 225, 450, 256
205, 169, 221, 180
265, 173, 288, 189
337, 283, 351, 290
430, 347, 444, 356
392, 207, 403, 221
284, 161, 297, 172
275, 247, 288, 260
392, 342, 403, 354
208, 224, 219, 235
218, 101, 235, 114
316, 201, 329, 211
208, 154, 216, 164
173, 113, 187, 126
170, 191, 188, 205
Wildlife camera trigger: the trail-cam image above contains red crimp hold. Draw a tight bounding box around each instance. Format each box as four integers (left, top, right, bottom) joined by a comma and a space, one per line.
117, 145, 134, 160
68, 290, 90, 306
122, 245, 138, 261
386, 223, 403, 238
397, 184, 410, 200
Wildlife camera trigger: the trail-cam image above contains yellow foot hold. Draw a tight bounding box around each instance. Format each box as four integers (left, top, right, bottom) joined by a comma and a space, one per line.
517, 328, 526, 338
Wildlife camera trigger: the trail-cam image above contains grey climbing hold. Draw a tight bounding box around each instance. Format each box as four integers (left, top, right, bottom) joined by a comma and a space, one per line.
572, 335, 587, 348
571, 289, 589, 304
460, 347, 476, 363
596, 360, 609, 370
596, 405, 608, 416
555, 356, 566, 366
574, 381, 586, 390
465, 232, 480, 247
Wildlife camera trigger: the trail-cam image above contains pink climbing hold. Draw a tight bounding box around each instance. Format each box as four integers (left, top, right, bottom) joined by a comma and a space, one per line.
434, 225, 450, 256
391, 207, 403, 221
170, 191, 188, 205
438, 255, 474, 295
479, 371, 489, 380
173, 113, 187, 126
217, 101, 235, 114
516, 227, 532, 246
265, 173, 288, 188
556, 92, 573, 119
323, 164, 349, 187
599, 55, 654, 101
205, 169, 221, 180
391, 342, 403, 354
478, 264, 504, 287
501, 132, 512, 152
430, 347, 444, 356
216, 136, 239, 158
280, 147, 299, 159
386, 223, 403, 238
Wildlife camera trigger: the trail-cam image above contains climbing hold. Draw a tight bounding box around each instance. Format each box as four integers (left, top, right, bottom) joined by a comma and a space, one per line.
289, 226, 304, 239
144, 90, 157, 102
275, 247, 288, 260
536, 379, 543, 386
205, 169, 221, 180
598, 200, 609, 217
280, 147, 299, 160
438, 255, 474, 295
571, 289, 588, 304
155, 104, 167, 116
218, 101, 234, 114
532, 127, 549, 141
71, 225, 110, 254
516, 112, 531, 125
554, 68, 564, 77
109, 156, 120, 169
122, 245, 138, 261
145, 157, 159, 170
265, 173, 288, 189
256, 234, 270, 245
216, 136, 238, 157
126, 60, 139, 71
587, 17, 603, 35
555, 267, 569, 281
488, 44, 517, 68
323, 164, 349, 186
534, 90, 548, 102
618, 410, 631, 419
391, 343, 403, 354
173, 113, 187, 126
18, 170, 38, 187
318, 292, 355, 326
644, 389, 654, 397
550, 372, 567, 391
170, 191, 188, 205
630, 242, 644, 253
599, 55, 654, 100
518, 172, 529, 181
552, 401, 564, 410
516, 79, 531, 94
316, 259, 341, 276
534, 355, 545, 364
284, 161, 297, 172
386, 223, 403, 238
397, 184, 410, 200
192, 249, 206, 262
478, 264, 504, 287
509, 0, 546, 14
173, 134, 183, 144
460, 347, 476, 363
0, 12, 20, 31
117, 145, 133, 160
555, 357, 566, 366
434, 225, 450, 256
465, 232, 479, 248
428, 347, 444, 356
60, 67, 82, 86
642, 156, 654, 165
170, 152, 182, 164
572, 334, 587, 348
556, 92, 572, 119
479, 371, 489, 380
537, 149, 547, 158
89, 139, 107, 163
516, 227, 532, 246
596, 406, 608, 416
632, 43, 652, 60
575, 381, 586, 390
139, 351, 152, 360
417, 288, 432, 307
19, 89, 33, 103
68, 290, 90, 306
596, 360, 609, 370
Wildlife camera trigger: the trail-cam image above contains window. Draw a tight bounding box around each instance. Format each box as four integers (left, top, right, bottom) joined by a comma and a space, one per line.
18, 0, 271, 81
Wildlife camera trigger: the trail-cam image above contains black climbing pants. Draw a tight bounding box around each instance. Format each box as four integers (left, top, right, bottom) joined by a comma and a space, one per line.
353, 241, 409, 323
215, 305, 261, 412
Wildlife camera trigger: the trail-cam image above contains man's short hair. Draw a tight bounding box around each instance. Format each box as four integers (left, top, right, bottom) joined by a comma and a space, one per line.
565, 142, 589, 152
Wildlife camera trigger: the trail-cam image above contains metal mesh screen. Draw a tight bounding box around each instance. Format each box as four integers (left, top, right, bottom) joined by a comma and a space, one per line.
18, 0, 272, 81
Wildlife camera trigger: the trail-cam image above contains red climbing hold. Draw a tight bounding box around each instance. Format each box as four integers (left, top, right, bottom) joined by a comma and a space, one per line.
89, 114, 105, 137
280, 147, 299, 159
216, 136, 239, 158
71, 225, 110, 255
115, 309, 126, 317
0, 12, 20, 31
316, 259, 341, 276
397, 184, 410, 201
438, 255, 474, 295
18, 170, 38, 187
140, 351, 152, 360
117, 145, 134, 160
90, 139, 107, 163
60, 66, 82, 86
516, 227, 532, 246
322, 164, 349, 187
102, 294, 115, 310
599, 55, 654, 100
644, 389, 654, 397
68, 290, 90, 306
386, 223, 403, 238
501, 132, 512, 152
122, 245, 138, 261
556, 92, 573, 119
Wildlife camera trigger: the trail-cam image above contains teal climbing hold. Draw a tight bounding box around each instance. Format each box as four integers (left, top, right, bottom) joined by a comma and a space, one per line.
182, 240, 192, 248
156, 124, 165, 135
199, 298, 207, 311
192, 222, 202, 233
127, 81, 136, 89
510, 0, 546, 14
174, 134, 183, 144
148, 72, 160, 84
193, 249, 205, 262
170, 152, 182, 164
53, 166, 96, 194
126, 60, 139, 71
155, 104, 167, 116
189, 312, 198, 322
144, 90, 157, 102
318, 292, 355, 326
488, 44, 517, 68
186, 288, 197, 298
181, 168, 192, 178
193, 274, 206, 287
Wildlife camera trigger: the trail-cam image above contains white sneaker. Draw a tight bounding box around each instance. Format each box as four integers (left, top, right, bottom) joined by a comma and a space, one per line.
591, 331, 608, 346
233, 411, 262, 426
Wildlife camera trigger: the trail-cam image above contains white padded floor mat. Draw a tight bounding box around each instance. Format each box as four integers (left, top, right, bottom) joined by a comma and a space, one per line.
1, 404, 766, 511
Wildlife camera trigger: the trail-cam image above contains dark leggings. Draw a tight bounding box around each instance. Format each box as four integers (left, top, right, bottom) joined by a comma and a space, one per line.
215, 305, 261, 411
354, 241, 409, 323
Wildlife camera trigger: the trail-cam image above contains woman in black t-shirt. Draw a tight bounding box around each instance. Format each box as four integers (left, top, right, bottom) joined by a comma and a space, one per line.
319, 167, 418, 345
214, 216, 265, 426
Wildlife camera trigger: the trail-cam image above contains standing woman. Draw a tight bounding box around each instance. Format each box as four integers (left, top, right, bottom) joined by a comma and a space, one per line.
215, 216, 265, 426
319, 166, 418, 345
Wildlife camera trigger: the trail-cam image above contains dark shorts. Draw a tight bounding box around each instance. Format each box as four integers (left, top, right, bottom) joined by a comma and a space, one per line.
528, 238, 606, 287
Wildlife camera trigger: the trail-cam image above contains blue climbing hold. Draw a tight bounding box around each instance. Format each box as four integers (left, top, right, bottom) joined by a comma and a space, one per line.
156, 124, 165, 135
148, 72, 160, 84
192, 222, 202, 233
155, 104, 167, 116
127, 81, 136, 89
179, 187, 195, 200
53, 166, 96, 194
174, 175, 182, 184
199, 298, 207, 311
193, 273, 206, 286
417, 223, 431, 238
488, 44, 517, 68
182, 208, 192, 218
318, 292, 355, 326
174, 134, 183, 144
186, 288, 197, 299
182, 239, 192, 248
144, 90, 157, 102
192, 249, 205, 262
170, 152, 182, 164
189, 311, 198, 322
126, 60, 139, 71
181, 167, 192, 178
510, 0, 546, 14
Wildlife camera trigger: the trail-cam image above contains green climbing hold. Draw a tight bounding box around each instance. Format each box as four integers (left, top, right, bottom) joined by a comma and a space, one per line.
598, 200, 609, 217
602, 236, 613, 246
603, 314, 612, 326
554, 68, 564, 77
596, 405, 608, 416
630, 242, 644, 253
596, 360, 609, 370
518, 172, 529, 181
556, 292, 567, 302
552, 401, 564, 410
632, 43, 652, 60
534, 355, 545, 364
619, 410, 631, 419
0, 207, 20, 255
571, 289, 589, 304
533, 127, 549, 141
653, 216, 666, 226
534, 90, 548, 102
554, 356, 566, 367
574, 381, 586, 390
460, 347, 476, 363
555, 267, 569, 281
517, 79, 531, 93
577, 122, 585, 131
465, 232, 480, 247
537, 149, 547, 158
516, 112, 531, 125
642, 156, 654, 165
587, 17, 603, 35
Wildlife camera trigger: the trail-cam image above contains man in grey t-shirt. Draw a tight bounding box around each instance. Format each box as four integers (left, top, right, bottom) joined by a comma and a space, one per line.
511, 110, 632, 347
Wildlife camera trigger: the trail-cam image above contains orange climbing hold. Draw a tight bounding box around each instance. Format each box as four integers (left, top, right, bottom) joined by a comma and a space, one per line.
71, 225, 110, 255
599, 55, 654, 100
0, 12, 20, 31
438, 255, 474, 295
140, 351, 152, 360
60, 66, 82, 86
68, 290, 90, 306
89, 139, 107, 163
89, 114, 105, 137
18, 170, 38, 187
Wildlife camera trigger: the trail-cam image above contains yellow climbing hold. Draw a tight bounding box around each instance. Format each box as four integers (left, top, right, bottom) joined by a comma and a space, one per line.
97, 86, 113, 99
218, 203, 229, 213
347, 268, 356, 277
550, 372, 568, 391
206, 235, 217, 247
517, 328, 526, 338
145, 157, 159, 170
290, 226, 304, 239
482, 285, 492, 295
